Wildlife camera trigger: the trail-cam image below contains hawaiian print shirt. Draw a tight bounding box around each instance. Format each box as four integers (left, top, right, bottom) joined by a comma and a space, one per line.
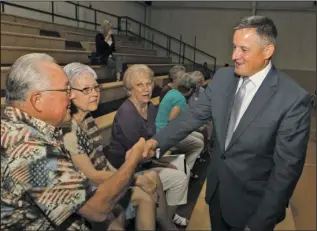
1, 106, 95, 230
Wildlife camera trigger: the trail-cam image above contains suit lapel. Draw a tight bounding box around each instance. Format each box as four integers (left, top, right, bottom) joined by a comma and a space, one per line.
218, 73, 240, 153
225, 66, 278, 151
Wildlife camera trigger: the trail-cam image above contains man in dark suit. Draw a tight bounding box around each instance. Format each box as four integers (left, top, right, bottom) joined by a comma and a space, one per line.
142, 16, 311, 231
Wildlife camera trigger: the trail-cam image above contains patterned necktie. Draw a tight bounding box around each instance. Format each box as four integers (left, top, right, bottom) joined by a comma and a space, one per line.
225, 77, 251, 150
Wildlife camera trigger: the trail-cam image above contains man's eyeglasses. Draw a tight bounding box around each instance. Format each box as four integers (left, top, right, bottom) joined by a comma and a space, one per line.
39, 86, 72, 96
71, 85, 102, 95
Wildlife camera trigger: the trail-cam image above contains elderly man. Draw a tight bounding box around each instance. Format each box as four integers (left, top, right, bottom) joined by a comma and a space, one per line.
1, 53, 152, 230
143, 16, 311, 231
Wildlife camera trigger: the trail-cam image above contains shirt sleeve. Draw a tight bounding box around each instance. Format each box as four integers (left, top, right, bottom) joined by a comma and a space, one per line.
63, 131, 86, 156
115, 108, 144, 151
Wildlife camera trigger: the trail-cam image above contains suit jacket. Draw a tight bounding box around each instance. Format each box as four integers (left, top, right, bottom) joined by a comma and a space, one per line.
153, 66, 311, 230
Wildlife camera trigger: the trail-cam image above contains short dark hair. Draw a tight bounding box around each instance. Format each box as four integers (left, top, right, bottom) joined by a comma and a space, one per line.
234, 16, 278, 45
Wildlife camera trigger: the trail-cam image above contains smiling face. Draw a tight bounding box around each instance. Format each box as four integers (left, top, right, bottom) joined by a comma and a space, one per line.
129, 72, 153, 104
232, 28, 275, 77
71, 75, 100, 113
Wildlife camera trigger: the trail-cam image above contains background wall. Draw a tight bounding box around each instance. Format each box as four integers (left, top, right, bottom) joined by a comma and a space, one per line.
149, 1, 316, 92
3, 1, 145, 31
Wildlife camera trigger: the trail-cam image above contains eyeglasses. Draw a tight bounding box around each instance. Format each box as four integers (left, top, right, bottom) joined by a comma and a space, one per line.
71, 85, 102, 95
39, 86, 72, 97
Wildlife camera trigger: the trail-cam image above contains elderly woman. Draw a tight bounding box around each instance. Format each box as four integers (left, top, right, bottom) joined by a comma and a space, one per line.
156, 73, 204, 177
95, 20, 121, 81
107, 64, 190, 227
62, 62, 177, 231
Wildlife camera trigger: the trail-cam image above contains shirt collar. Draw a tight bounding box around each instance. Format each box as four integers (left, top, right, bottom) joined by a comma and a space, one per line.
4, 106, 60, 141
243, 61, 272, 88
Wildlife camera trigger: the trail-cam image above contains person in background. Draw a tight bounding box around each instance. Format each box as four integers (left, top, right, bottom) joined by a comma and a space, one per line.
156, 73, 204, 178
95, 20, 122, 81
201, 62, 212, 80
159, 65, 186, 102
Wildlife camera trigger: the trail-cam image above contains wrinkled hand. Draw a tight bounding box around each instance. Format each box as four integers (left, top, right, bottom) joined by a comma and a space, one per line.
125, 138, 146, 162
135, 175, 158, 203
142, 139, 158, 159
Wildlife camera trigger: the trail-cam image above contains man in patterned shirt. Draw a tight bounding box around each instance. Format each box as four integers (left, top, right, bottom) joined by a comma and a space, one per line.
1, 53, 151, 230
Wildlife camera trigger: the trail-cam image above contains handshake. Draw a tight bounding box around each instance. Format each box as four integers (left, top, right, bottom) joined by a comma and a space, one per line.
125, 138, 159, 163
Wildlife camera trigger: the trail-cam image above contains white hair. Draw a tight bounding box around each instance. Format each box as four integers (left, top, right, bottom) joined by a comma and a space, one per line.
6, 53, 56, 103
63, 62, 98, 86
190, 71, 205, 83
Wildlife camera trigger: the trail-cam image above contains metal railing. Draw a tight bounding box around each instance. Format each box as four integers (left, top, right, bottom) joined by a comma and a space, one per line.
1, 1, 216, 74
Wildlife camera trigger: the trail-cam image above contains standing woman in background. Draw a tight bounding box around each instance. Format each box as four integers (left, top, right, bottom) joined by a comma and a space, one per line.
95, 20, 122, 81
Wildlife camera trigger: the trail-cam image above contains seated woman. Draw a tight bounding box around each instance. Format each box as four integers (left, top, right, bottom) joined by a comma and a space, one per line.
95, 20, 121, 81
62, 62, 177, 231
107, 64, 190, 227
156, 73, 204, 177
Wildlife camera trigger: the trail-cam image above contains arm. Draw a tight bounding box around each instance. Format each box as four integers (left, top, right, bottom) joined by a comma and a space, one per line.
247, 93, 311, 231
153, 82, 213, 156
168, 106, 181, 121
71, 154, 114, 185
78, 138, 146, 221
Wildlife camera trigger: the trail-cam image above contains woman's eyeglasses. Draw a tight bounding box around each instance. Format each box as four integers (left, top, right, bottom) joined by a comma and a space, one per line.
71, 85, 102, 95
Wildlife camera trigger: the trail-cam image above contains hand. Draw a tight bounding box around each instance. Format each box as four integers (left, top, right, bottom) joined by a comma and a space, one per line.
135, 174, 158, 203
142, 139, 158, 159
125, 138, 146, 162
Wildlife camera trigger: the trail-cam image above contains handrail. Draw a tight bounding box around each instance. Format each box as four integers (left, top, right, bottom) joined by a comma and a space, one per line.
1, 1, 119, 31
1, 1, 216, 73
122, 16, 216, 61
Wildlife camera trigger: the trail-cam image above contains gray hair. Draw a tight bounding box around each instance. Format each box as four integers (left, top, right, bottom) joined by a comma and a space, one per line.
6, 53, 56, 103
178, 73, 196, 93
190, 71, 205, 83
234, 16, 278, 46
169, 65, 186, 81
63, 62, 97, 86
123, 64, 154, 93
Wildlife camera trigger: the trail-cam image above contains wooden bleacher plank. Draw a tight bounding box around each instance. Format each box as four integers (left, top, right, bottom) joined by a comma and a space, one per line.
1, 31, 66, 49
1, 46, 90, 65
1, 20, 40, 35
1, 13, 96, 36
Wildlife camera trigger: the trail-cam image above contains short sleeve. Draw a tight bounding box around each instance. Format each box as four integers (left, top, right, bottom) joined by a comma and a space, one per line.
63, 131, 86, 156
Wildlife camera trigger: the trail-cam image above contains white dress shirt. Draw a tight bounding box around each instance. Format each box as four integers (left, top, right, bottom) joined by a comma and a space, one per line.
233, 61, 272, 131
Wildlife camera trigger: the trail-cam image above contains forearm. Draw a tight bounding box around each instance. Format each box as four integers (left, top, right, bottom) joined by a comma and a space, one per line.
92, 171, 115, 185
80, 158, 138, 216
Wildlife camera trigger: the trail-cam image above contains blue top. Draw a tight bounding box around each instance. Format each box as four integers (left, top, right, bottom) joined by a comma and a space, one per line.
156, 89, 187, 131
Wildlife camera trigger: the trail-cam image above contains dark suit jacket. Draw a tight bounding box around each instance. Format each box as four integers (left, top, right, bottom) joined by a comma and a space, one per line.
153, 66, 311, 230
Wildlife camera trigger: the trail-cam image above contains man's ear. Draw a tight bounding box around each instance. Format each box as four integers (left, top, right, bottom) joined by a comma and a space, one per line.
29, 93, 43, 112
263, 44, 275, 60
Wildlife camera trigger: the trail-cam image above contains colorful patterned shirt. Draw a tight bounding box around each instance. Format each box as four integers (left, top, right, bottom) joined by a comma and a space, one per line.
1, 106, 95, 230
62, 114, 113, 172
